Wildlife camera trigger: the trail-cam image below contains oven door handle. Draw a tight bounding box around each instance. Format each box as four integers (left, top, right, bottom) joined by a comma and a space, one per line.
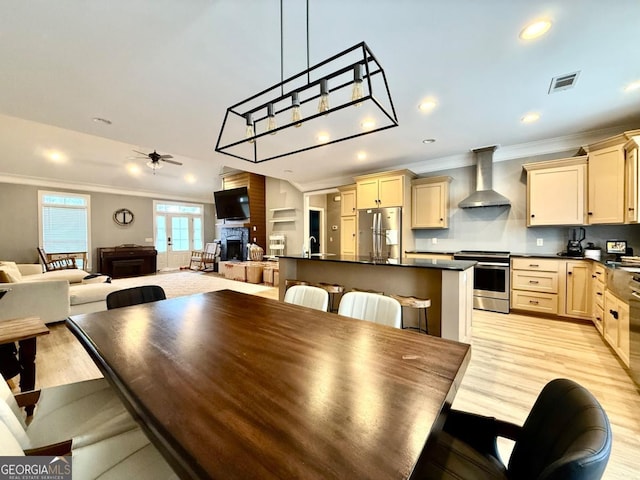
475, 262, 509, 268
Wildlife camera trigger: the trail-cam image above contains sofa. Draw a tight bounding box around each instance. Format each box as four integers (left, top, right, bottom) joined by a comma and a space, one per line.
0, 262, 120, 324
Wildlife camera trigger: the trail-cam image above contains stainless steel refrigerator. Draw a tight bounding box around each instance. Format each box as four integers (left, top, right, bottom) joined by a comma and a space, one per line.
357, 207, 402, 262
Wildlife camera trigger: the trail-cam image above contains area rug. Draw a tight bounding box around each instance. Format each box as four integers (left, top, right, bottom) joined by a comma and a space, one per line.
109, 271, 271, 298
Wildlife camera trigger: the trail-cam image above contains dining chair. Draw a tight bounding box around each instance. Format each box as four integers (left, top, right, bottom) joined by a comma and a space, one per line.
0, 416, 178, 479
337, 291, 401, 328
106, 285, 166, 310
0, 373, 137, 451
284, 285, 329, 311
417, 378, 612, 480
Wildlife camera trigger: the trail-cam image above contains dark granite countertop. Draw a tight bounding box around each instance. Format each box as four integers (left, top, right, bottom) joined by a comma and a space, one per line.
279, 254, 476, 271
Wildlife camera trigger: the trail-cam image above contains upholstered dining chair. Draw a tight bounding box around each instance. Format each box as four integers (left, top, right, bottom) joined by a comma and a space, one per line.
417, 378, 612, 480
0, 373, 137, 451
0, 417, 178, 479
337, 291, 402, 328
284, 285, 329, 311
106, 285, 166, 310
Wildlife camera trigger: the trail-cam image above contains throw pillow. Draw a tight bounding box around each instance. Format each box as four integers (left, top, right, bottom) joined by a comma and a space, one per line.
0, 262, 22, 282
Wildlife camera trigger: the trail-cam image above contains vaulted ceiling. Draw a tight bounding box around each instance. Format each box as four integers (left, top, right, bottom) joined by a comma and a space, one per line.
1, 0, 639, 202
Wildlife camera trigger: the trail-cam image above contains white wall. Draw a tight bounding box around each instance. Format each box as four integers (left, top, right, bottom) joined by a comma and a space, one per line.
265, 177, 304, 256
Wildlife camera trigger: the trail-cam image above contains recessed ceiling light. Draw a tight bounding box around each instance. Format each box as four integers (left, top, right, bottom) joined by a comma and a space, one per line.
521, 112, 541, 123
520, 20, 552, 40
361, 119, 376, 130
357, 151, 367, 160
422, 138, 436, 144
185, 174, 197, 184
624, 80, 640, 92
92, 117, 112, 125
317, 133, 330, 143
418, 99, 437, 112
127, 164, 141, 175
45, 150, 67, 163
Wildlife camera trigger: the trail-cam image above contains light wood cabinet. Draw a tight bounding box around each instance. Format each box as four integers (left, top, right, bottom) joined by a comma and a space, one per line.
625, 137, 639, 223
356, 173, 406, 209
340, 216, 357, 255
511, 258, 560, 314
587, 143, 625, 224
511, 257, 591, 320
339, 186, 357, 217
591, 263, 605, 334
523, 156, 587, 226
604, 289, 630, 367
411, 176, 452, 229
565, 261, 591, 318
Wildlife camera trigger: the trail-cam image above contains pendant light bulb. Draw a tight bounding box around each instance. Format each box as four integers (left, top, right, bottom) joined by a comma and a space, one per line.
351, 64, 364, 106
291, 92, 303, 127
318, 78, 330, 114
245, 113, 255, 144
267, 104, 277, 135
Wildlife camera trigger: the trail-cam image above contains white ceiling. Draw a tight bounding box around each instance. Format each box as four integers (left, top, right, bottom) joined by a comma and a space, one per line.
1, 0, 639, 202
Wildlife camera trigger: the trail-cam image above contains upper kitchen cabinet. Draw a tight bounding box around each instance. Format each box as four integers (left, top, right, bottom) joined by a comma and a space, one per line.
338, 184, 357, 217
411, 176, 452, 229
625, 134, 640, 223
584, 134, 627, 224
523, 156, 587, 226
355, 170, 416, 209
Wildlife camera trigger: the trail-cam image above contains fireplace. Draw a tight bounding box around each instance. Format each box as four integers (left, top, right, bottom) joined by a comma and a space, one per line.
221, 227, 249, 261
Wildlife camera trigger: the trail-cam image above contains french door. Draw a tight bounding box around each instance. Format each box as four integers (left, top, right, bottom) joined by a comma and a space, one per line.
154, 202, 203, 270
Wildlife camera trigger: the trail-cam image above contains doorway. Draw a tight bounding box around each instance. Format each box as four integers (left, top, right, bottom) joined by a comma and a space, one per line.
154, 201, 203, 270
309, 209, 322, 254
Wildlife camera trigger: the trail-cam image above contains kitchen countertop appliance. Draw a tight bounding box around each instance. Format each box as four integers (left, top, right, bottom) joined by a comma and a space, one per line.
566, 227, 586, 257
453, 250, 510, 314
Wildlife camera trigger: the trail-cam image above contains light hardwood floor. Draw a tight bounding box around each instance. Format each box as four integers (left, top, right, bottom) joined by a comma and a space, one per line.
32, 289, 639, 479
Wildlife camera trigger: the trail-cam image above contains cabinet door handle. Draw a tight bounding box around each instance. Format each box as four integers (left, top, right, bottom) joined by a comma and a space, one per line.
592, 275, 596, 278
568, 271, 572, 275
588, 212, 593, 215
609, 309, 619, 319
531, 214, 535, 218
596, 292, 602, 296
595, 271, 602, 275
529, 264, 539, 267
529, 280, 539, 284
529, 300, 539, 305
629, 207, 635, 211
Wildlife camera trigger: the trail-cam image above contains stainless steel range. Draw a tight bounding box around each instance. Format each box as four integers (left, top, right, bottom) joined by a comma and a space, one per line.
453, 251, 510, 314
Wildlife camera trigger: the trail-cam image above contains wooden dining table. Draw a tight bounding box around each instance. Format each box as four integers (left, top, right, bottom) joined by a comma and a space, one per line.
66, 289, 471, 480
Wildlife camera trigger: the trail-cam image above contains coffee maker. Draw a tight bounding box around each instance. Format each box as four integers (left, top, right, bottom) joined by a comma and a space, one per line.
566, 227, 586, 257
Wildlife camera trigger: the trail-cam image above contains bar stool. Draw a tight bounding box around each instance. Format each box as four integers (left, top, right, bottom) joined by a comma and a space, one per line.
315, 282, 345, 313
284, 279, 309, 291
350, 287, 385, 295
390, 294, 431, 334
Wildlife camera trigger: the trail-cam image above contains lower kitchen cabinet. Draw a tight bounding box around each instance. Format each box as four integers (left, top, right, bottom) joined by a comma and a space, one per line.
591, 263, 606, 334
565, 260, 591, 318
511, 257, 591, 320
604, 289, 630, 366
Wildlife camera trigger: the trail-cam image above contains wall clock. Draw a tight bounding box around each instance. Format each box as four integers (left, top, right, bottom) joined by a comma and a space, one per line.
113, 208, 135, 226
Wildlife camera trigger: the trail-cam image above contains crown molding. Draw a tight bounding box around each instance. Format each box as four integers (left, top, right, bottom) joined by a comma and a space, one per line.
0, 174, 212, 203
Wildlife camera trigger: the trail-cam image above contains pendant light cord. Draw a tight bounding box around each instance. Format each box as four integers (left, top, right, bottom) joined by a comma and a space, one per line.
306, 0, 310, 83
280, 0, 284, 95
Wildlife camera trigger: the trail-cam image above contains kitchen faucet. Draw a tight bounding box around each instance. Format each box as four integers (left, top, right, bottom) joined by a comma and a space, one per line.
307, 236, 317, 257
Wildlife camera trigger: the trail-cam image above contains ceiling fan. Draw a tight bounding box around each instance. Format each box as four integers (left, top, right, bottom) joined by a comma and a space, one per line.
130, 149, 183, 174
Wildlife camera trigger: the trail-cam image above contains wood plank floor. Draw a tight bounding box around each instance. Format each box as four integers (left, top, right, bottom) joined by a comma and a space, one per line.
31, 289, 639, 479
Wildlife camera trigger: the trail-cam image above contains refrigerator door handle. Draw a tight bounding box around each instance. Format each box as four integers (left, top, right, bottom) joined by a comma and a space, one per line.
376, 212, 382, 258
371, 213, 377, 258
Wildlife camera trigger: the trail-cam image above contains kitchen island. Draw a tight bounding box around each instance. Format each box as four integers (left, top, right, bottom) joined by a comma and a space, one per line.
278, 255, 476, 343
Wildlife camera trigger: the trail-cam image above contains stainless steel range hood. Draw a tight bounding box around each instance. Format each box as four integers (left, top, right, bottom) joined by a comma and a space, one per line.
458, 145, 511, 208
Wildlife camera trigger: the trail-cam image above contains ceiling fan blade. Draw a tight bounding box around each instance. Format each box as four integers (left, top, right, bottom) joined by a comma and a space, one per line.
132, 150, 149, 156
159, 154, 173, 159
161, 158, 183, 166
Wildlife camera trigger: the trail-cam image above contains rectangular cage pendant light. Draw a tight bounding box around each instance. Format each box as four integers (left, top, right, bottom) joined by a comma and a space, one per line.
215, 42, 398, 164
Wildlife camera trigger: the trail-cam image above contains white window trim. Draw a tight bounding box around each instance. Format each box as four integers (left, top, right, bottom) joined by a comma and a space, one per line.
153, 200, 205, 251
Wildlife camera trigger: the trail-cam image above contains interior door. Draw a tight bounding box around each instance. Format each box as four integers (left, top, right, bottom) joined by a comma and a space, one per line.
155, 214, 192, 269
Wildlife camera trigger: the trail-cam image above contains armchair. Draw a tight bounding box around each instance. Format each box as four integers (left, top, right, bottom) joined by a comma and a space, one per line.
37, 247, 79, 271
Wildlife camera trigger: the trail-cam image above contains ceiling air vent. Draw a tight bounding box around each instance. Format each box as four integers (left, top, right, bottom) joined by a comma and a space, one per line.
548, 71, 580, 93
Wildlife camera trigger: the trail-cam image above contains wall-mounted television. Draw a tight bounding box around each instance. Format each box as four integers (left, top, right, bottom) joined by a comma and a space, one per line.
213, 186, 250, 220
